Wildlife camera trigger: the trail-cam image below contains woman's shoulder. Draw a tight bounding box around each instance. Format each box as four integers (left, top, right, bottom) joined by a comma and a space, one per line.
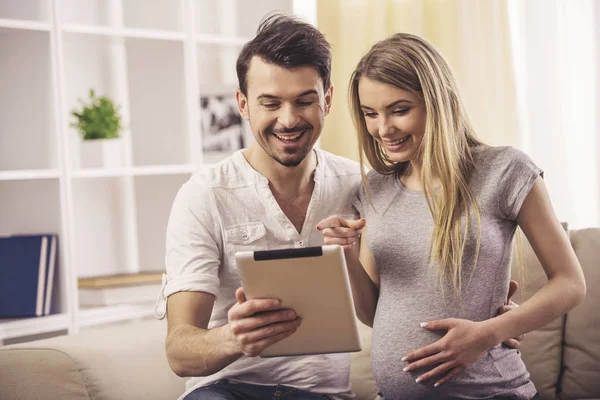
363, 168, 397, 191
469, 145, 542, 218
471, 144, 525, 162
355, 168, 397, 203
471, 144, 530, 164
470, 145, 538, 175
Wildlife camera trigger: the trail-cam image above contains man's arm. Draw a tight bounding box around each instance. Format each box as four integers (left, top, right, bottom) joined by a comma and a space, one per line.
166, 289, 301, 377
166, 291, 238, 377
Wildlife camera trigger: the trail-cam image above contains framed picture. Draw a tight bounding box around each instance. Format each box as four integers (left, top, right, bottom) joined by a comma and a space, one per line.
199, 87, 254, 163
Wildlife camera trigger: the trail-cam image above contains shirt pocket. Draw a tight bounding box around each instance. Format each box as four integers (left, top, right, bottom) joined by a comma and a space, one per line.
224, 221, 268, 254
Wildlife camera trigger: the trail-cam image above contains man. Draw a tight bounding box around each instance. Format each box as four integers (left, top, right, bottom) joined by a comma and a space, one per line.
163, 13, 360, 400
162, 13, 522, 400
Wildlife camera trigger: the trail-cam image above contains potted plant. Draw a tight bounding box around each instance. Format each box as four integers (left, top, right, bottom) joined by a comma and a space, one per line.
71, 89, 123, 168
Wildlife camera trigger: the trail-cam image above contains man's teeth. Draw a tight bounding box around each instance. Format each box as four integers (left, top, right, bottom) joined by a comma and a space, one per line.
274, 132, 303, 141
390, 136, 409, 145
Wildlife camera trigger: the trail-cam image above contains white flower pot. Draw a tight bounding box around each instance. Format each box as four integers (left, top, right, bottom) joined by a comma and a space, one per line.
80, 138, 122, 169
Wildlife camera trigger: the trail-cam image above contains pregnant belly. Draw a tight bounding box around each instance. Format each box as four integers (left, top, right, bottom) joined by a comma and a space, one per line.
371, 312, 447, 399
370, 311, 532, 399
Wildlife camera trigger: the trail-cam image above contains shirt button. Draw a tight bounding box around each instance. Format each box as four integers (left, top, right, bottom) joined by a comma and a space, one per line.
242, 234, 249, 240
298, 241, 305, 248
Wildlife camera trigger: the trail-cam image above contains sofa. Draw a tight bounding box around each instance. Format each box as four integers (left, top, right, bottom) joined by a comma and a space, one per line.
1, 227, 598, 400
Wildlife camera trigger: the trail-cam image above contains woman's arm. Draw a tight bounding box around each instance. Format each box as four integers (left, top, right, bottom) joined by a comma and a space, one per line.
317, 216, 380, 326
402, 177, 586, 386
350, 224, 380, 326
482, 176, 586, 341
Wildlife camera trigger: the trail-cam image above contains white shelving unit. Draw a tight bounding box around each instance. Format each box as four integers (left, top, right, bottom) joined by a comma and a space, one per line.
0, 0, 313, 345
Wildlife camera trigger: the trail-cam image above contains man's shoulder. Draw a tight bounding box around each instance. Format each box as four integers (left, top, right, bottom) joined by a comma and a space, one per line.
317, 149, 361, 177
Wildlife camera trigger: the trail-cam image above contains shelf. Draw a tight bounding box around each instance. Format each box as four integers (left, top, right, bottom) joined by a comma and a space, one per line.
197, 43, 240, 87
0, 1, 49, 23
0, 0, 298, 345
78, 303, 155, 328
196, 34, 249, 46
0, 29, 57, 171
57, 0, 183, 32
121, 0, 184, 32
0, 313, 70, 341
0, 179, 62, 237
71, 177, 137, 277
60, 24, 185, 41
193, 0, 293, 38
0, 169, 60, 181
126, 38, 188, 166
71, 164, 199, 179
134, 174, 192, 272
0, 19, 51, 32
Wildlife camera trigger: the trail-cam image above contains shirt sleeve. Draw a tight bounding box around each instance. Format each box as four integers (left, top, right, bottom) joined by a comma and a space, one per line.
352, 191, 363, 217
497, 147, 544, 220
163, 175, 222, 298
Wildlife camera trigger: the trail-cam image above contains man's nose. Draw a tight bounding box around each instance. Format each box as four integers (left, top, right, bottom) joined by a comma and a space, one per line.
278, 104, 301, 129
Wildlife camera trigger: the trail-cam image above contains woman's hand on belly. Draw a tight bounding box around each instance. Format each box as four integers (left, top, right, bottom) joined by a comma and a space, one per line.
401, 318, 497, 387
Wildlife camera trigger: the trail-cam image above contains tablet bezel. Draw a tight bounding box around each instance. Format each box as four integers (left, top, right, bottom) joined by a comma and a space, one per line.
235, 244, 362, 357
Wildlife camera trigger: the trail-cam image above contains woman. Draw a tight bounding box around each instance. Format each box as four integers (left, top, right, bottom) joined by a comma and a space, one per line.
317, 33, 586, 399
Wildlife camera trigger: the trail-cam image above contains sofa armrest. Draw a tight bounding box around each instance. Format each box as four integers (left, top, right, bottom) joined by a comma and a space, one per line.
0, 319, 185, 400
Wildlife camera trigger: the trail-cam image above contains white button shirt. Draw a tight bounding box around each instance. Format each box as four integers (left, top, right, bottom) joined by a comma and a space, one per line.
164, 149, 362, 400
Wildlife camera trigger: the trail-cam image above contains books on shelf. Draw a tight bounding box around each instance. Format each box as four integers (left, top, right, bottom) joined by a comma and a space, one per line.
78, 271, 163, 307
0, 234, 58, 318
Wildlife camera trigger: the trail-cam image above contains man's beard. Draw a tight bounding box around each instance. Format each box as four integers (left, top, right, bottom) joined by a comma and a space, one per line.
270, 136, 312, 167
265, 122, 314, 167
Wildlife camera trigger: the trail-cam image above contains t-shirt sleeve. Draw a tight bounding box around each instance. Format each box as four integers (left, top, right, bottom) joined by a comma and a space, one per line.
163, 176, 222, 298
497, 147, 543, 220
352, 187, 364, 217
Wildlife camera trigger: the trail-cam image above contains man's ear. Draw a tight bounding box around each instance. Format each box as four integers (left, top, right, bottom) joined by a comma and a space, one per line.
236, 88, 249, 120
324, 83, 334, 116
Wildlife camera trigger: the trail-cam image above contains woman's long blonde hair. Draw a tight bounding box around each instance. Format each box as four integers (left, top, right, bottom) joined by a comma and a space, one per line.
350, 33, 483, 296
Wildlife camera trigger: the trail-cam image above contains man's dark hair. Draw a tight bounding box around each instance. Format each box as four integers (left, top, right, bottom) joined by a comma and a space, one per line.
236, 13, 332, 96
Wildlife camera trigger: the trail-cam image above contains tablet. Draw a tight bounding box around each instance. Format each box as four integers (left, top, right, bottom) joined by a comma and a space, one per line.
235, 244, 362, 357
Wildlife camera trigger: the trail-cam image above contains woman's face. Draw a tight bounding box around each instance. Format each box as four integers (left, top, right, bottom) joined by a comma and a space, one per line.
358, 77, 427, 164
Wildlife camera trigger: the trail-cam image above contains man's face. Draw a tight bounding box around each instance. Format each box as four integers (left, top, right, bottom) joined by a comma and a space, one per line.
236, 56, 333, 167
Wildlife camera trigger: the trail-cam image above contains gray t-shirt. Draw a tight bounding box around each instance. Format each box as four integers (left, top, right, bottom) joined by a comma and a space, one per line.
354, 146, 540, 400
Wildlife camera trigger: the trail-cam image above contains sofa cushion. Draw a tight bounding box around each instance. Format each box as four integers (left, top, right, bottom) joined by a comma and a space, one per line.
560, 228, 600, 399
350, 321, 378, 400
512, 228, 565, 400
0, 319, 185, 400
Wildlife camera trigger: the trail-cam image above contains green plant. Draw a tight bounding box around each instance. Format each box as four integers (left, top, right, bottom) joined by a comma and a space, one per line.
71, 89, 122, 140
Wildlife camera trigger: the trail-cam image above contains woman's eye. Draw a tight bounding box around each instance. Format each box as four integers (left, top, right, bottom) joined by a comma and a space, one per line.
393, 108, 409, 115
364, 112, 377, 118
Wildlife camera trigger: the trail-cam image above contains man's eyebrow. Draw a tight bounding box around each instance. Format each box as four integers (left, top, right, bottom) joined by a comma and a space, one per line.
297, 90, 318, 97
360, 99, 413, 110
256, 94, 280, 101
256, 90, 319, 101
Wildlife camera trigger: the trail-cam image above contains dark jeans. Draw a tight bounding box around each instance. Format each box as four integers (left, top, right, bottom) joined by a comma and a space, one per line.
184, 380, 331, 400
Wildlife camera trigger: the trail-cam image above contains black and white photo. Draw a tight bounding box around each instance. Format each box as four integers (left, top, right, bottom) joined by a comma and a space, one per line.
199, 90, 253, 162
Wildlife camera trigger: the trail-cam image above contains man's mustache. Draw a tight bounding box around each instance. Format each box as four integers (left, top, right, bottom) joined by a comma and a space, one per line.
270, 124, 312, 134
